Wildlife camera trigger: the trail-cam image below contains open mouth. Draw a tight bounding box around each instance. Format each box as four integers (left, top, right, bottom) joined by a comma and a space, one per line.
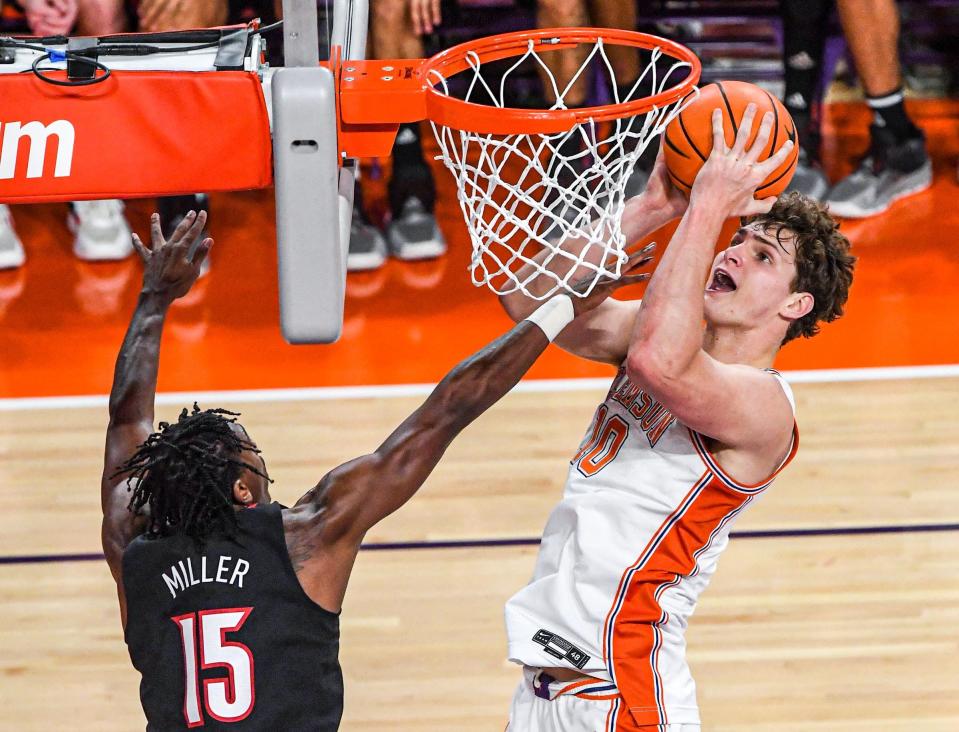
707, 268, 737, 292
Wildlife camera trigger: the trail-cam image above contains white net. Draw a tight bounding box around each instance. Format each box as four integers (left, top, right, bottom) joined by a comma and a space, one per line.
426, 36, 696, 299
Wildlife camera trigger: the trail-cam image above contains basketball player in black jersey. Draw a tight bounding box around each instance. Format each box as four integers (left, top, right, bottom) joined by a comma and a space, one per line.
101, 209, 653, 730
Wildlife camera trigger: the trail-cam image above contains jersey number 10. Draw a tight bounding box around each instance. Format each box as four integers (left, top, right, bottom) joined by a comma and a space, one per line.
572, 405, 629, 477
172, 607, 255, 727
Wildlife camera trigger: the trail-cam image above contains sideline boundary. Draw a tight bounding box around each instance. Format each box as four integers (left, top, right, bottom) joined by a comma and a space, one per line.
1, 363, 957, 412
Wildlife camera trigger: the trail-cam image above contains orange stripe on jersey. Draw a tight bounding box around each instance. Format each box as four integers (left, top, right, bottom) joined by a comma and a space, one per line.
555, 678, 597, 696
600, 471, 710, 725
605, 698, 621, 732
603, 471, 757, 727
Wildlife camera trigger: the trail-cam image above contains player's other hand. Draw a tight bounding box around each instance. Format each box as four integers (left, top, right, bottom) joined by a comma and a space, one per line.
410, 0, 442, 35
690, 104, 794, 217
133, 211, 212, 303
567, 244, 656, 317
628, 146, 688, 222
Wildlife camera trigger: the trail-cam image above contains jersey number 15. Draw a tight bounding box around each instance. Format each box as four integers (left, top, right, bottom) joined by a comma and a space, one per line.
172, 607, 255, 727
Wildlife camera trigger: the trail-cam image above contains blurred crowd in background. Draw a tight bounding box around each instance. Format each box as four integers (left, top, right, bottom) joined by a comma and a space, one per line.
1, 0, 956, 276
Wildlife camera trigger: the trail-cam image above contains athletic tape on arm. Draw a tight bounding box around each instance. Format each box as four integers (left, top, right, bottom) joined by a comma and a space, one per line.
524, 295, 575, 342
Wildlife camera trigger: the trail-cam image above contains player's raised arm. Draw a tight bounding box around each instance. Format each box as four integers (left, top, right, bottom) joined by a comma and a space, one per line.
497, 149, 686, 365
285, 262, 652, 611
626, 106, 799, 462
101, 212, 211, 590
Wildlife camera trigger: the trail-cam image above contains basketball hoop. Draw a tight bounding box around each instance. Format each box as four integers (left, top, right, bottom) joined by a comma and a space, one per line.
337, 28, 700, 299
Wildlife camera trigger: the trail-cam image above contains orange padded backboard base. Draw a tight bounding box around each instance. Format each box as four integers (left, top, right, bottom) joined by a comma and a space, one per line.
0, 70, 273, 204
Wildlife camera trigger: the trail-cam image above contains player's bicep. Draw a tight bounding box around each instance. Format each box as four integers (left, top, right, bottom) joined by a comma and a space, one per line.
632, 353, 791, 449
554, 298, 641, 365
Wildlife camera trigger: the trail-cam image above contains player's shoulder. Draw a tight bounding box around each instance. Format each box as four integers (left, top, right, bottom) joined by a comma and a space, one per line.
762, 367, 796, 415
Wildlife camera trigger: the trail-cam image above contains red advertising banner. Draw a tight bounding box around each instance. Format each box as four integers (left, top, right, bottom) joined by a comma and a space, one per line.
0, 70, 273, 203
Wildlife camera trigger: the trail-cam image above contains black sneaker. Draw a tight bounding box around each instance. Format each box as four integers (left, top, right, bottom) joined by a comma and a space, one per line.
386, 163, 446, 261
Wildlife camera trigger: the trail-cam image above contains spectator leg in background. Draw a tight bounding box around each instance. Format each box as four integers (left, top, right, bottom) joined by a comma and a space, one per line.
371, 0, 445, 261
535, 0, 590, 108
588, 0, 638, 90
589, 0, 657, 197
74, 0, 127, 35
136, 0, 227, 34
138, 0, 228, 273
826, 0, 931, 218
781, 0, 832, 200
534, 0, 593, 224
49, 0, 134, 261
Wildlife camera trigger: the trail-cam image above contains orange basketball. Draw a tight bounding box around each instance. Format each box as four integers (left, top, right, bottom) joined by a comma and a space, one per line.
662, 80, 799, 198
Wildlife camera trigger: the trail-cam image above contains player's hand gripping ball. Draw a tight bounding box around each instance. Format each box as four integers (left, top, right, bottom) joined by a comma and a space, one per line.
663, 80, 799, 198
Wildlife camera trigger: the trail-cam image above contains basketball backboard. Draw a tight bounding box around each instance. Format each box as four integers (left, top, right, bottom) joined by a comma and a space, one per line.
271, 0, 368, 344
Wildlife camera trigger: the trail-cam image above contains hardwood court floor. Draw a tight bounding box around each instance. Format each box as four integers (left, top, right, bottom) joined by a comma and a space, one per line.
1, 378, 957, 730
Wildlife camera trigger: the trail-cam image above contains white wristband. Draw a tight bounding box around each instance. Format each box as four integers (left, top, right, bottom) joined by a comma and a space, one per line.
524, 294, 575, 342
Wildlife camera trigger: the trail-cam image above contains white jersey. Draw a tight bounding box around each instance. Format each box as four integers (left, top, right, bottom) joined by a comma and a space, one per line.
505, 365, 797, 727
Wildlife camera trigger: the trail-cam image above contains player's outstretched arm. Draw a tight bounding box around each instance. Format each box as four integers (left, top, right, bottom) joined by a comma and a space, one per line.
497, 149, 686, 365
285, 266, 649, 612
627, 105, 796, 461
101, 212, 211, 593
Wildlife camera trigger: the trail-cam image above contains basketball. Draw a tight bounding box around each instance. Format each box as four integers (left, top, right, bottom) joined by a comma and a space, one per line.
663, 80, 799, 198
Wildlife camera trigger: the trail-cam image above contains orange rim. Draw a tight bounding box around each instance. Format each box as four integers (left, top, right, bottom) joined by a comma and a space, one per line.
420, 27, 701, 135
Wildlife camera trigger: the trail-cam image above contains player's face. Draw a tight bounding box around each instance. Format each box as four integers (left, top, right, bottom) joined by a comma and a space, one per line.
703, 223, 800, 329
229, 422, 272, 503
239, 448, 271, 500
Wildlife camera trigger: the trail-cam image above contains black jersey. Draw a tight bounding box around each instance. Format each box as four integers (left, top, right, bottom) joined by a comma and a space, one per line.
122, 502, 343, 731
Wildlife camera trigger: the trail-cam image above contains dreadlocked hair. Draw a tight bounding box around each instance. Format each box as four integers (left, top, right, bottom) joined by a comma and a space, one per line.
113, 404, 272, 546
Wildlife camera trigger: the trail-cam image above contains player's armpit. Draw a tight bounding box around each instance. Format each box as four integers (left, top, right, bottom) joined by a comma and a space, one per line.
627, 351, 794, 479
283, 425, 460, 611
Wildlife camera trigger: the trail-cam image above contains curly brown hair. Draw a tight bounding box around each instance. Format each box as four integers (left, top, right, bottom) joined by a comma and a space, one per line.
745, 191, 856, 344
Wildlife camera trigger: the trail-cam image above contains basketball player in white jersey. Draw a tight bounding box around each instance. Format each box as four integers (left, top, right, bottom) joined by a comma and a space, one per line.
498, 105, 856, 730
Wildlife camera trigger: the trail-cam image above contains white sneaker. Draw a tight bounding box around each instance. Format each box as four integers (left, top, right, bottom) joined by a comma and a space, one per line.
68, 199, 133, 261
0, 204, 26, 270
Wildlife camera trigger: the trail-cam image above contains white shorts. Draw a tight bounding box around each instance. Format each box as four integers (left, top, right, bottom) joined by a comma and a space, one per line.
506, 667, 701, 732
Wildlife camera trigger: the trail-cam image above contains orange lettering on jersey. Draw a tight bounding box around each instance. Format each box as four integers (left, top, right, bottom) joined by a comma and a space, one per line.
612, 369, 676, 449
629, 391, 652, 421
639, 404, 665, 431
611, 379, 640, 410
645, 414, 675, 447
